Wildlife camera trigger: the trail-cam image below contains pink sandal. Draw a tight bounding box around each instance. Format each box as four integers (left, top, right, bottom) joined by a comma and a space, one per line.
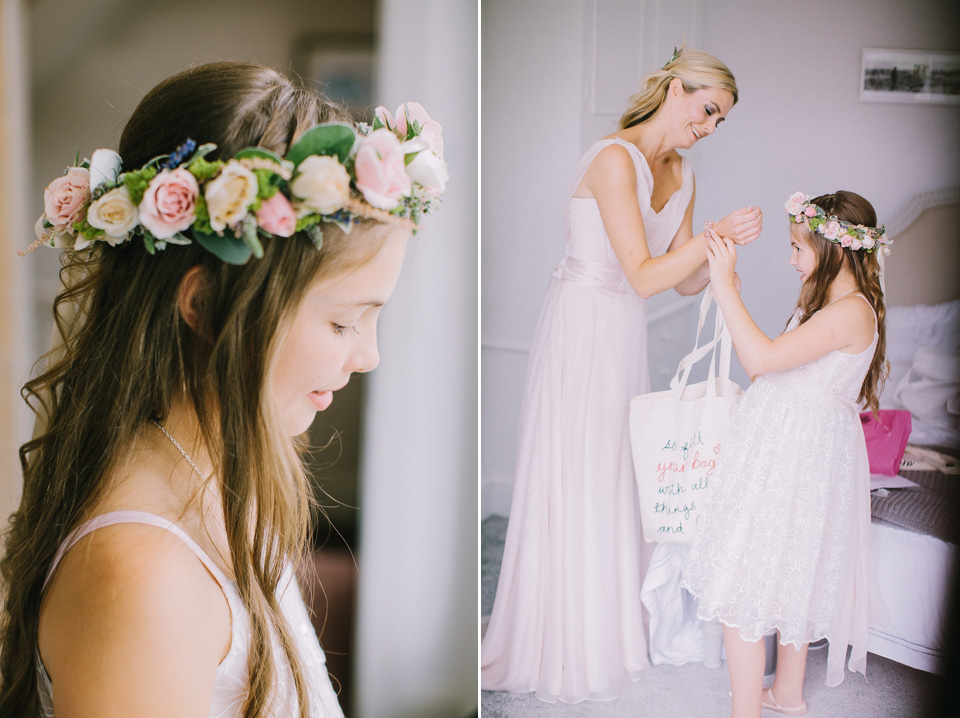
762, 687, 807, 716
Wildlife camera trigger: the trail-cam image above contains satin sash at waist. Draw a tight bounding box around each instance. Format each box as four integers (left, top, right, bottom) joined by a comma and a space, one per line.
552, 256, 633, 294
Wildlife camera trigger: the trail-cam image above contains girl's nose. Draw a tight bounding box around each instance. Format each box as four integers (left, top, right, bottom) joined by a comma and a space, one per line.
353, 332, 380, 375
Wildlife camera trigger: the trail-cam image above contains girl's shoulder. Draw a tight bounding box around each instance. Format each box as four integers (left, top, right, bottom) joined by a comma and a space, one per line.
814, 292, 878, 352
38, 519, 232, 713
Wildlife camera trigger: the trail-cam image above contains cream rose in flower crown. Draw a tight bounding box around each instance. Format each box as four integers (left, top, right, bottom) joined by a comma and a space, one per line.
26, 101, 447, 265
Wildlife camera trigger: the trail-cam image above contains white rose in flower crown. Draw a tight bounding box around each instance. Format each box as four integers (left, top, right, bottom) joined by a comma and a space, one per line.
861, 235, 876, 250
784, 192, 807, 216
404, 149, 449, 194
205, 160, 259, 232
290, 155, 351, 214
87, 186, 138, 243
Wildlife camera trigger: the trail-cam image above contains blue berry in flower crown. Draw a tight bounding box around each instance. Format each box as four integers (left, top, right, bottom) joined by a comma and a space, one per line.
27, 102, 447, 265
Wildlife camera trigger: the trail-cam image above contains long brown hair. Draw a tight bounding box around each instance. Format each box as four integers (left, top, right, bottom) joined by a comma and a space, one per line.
0, 62, 389, 718
619, 49, 738, 129
790, 190, 888, 413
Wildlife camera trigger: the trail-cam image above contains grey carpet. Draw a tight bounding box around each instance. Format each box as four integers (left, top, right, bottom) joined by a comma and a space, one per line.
480, 515, 943, 717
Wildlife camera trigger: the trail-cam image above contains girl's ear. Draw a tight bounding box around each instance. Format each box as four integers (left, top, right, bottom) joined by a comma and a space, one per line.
668, 77, 683, 99
178, 265, 207, 334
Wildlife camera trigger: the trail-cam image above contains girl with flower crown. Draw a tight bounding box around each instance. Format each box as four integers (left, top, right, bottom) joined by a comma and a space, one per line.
0, 62, 446, 718
682, 191, 889, 717
481, 48, 762, 702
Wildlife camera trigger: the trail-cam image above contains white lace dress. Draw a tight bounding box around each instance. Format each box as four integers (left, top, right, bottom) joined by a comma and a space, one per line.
682, 306, 877, 687
481, 139, 693, 702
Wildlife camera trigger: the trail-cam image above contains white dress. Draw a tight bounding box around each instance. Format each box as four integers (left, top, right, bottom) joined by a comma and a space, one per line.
37, 511, 344, 717
481, 139, 694, 702
682, 301, 877, 687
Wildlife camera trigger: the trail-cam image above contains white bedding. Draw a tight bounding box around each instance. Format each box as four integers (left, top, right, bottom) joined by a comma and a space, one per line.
867, 521, 956, 672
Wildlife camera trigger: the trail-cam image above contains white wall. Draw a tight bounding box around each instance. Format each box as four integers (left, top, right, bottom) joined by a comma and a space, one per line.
354, 1, 478, 717
481, 0, 960, 518
0, 0, 33, 550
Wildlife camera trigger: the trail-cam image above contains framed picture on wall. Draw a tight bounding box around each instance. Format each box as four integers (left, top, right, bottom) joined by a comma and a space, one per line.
292, 32, 376, 121
860, 48, 960, 105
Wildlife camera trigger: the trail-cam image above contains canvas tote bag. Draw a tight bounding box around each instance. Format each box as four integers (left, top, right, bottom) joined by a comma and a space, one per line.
630, 291, 743, 545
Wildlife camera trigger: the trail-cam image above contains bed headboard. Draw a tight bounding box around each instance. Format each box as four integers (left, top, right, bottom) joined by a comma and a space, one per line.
882, 186, 960, 307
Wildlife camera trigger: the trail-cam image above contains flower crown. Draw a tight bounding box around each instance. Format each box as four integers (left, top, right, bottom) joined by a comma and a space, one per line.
784, 192, 890, 255
26, 102, 447, 264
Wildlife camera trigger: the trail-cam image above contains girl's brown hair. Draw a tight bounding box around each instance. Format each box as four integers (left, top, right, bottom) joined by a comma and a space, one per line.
0, 61, 392, 717
790, 190, 888, 413
619, 49, 738, 129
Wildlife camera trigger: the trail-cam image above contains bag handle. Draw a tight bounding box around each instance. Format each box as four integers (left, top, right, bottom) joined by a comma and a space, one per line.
669, 290, 733, 396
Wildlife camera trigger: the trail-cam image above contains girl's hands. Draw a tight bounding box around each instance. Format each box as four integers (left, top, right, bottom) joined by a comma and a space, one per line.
705, 225, 738, 294
714, 206, 762, 246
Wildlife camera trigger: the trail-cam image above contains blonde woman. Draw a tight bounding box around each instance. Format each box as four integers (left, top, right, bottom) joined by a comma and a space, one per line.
481, 49, 761, 702
0, 62, 446, 717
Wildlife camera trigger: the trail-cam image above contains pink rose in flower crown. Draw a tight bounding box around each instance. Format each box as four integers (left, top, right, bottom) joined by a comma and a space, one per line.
822, 221, 841, 240
376, 102, 444, 160
850, 238, 862, 251
255, 192, 297, 238
44, 167, 91, 232
784, 191, 807, 217
803, 205, 817, 217
839, 234, 853, 248
139, 168, 199, 239
354, 129, 411, 210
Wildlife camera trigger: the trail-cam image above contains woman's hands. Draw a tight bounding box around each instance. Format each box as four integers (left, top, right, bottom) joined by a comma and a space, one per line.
714, 206, 762, 246
705, 224, 739, 296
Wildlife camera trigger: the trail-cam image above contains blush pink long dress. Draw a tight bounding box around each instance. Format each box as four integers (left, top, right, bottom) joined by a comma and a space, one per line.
481, 138, 694, 702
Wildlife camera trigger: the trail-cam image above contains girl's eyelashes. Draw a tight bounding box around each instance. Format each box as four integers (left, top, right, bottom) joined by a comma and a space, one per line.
332, 323, 360, 337
705, 106, 714, 116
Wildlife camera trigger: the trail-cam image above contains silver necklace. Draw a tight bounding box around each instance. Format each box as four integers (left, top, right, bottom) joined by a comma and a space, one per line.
152, 418, 207, 479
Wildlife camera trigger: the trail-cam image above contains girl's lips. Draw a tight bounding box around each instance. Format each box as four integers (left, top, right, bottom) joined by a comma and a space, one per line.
308, 390, 334, 411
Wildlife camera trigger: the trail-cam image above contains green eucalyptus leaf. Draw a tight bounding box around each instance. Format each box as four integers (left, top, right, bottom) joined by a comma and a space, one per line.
286, 123, 357, 167
235, 147, 286, 164
189, 143, 218, 162
192, 229, 252, 265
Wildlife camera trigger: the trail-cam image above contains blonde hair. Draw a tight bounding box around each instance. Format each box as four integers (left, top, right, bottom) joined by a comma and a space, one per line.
790, 191, 889, 414
619, 49, 738, 129
0, 62, 396, 718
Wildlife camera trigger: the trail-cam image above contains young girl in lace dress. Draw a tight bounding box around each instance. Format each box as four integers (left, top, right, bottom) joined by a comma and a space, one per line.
682, 191, 889, 718
0, 62, 445, 718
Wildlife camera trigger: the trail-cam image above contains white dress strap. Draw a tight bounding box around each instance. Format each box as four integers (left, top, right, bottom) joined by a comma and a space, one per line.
43, 510, 231, 592
566, 138, 647, 199
825, 290, 878, 323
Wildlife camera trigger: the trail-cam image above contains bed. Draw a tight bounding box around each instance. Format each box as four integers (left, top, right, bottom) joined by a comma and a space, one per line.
864, 186, 960, 673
